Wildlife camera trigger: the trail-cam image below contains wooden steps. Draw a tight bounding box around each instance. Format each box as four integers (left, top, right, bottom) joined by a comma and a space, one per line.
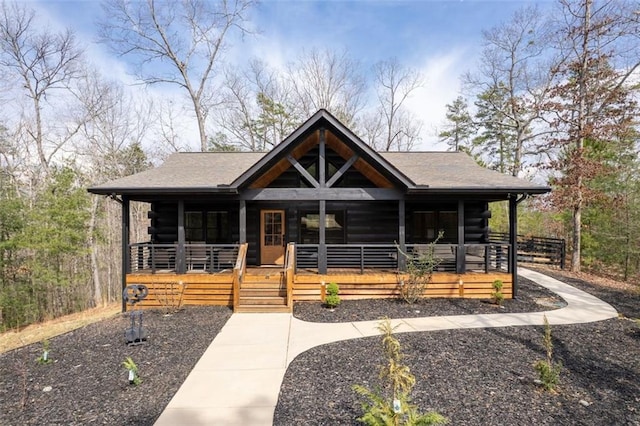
235, 272, 291, 313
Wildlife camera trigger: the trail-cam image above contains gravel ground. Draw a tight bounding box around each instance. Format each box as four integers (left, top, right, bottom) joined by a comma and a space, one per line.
0, 306, 232, 426
277, 273, 640, 426
1, 271, 638, 426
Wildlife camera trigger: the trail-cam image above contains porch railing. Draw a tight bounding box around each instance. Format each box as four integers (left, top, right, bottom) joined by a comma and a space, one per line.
490, 233, 565, 269
294, 243, 511, 274
129, 242, 240, 274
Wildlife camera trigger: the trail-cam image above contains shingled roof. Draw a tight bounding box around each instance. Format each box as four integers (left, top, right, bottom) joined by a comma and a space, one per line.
88, 150, 549, 197
380, 152, 548, 193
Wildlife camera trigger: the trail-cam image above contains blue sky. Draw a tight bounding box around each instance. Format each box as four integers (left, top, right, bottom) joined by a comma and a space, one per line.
32, 0, 548, 150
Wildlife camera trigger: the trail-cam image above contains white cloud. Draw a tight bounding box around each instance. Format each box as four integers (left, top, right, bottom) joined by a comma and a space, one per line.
405, 49, 472, 151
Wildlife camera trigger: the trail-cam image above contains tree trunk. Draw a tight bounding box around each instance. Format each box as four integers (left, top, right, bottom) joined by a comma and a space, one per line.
88, 195, 102, 306
571, 201, 582, 272
571, 0, 592, 273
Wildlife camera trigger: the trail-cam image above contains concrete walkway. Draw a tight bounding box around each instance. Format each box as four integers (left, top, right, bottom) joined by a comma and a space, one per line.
154, 268, 618, 425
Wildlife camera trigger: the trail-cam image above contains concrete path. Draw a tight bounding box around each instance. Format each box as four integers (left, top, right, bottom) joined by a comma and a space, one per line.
154, 268, 618, 425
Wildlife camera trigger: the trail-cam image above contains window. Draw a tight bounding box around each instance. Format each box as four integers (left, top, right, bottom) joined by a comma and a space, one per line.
299, 211, 345, 244
299, 158, 340, 187
185, 210, 230, 243
413, 210, 458, 243
185, 211, 204, 241
207, 211, 230, 243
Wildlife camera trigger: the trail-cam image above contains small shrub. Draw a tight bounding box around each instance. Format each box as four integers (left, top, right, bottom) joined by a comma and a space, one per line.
325, 282, 341, 308
157, 281, 187, 314
491, 280, 504, 306
534, 315, 561, 392
352, 318, 447, 426
398, 232, 443, 304
36, 339, 52, 365
123, 357, 141, 386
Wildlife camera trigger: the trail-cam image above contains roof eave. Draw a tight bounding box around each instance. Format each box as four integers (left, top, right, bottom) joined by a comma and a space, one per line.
87, 187, 239, 196
406, 186, 551, 195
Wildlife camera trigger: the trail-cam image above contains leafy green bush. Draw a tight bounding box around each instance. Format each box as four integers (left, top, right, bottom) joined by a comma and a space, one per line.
325, 282, 341, 308
491, 280, 504, 306
352, 318, 447, 425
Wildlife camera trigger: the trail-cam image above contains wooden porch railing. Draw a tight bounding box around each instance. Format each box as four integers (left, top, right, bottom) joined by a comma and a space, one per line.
128, 242, 240, 274
294, 243, 511, 274
232, 243, 248, 311
284, 243, 296, 309
490, 233, 566, 269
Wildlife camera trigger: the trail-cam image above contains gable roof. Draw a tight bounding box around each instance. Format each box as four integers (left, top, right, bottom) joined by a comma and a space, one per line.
230, 109, 414, 189
88, 109, 550, 198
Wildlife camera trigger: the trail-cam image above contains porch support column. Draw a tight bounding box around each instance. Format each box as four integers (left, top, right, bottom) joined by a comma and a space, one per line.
318, 128, 327, 274
319, 200, 327, 274
177, 200, 186, 274
509, 194, 518, 298
456, 200, 465, 274
239, 200, 247, 243
121, 196, 130, 313
398, 199, 406, 271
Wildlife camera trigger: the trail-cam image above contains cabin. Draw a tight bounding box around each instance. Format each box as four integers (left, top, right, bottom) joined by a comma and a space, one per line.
88, 110, 550, 312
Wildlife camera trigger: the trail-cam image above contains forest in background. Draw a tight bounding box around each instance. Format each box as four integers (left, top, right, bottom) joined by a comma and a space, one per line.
0, 0, 638, 330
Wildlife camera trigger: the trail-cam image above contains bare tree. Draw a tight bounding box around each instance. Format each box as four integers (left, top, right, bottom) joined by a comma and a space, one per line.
464, 5, 555, 176
74, 69, 153, 306
215, 59, 298, 151
154, 99, 193, 157
98, 0, 256, 152
287, 48, 366, 127
369, 58, 424, 151
0, 1, 83, 174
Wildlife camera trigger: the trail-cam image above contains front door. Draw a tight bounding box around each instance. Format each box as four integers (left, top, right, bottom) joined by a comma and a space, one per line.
260, 210, 285, 265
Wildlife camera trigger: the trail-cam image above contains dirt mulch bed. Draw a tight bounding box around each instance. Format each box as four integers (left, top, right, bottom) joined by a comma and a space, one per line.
0, 306, 232, 426
1, 271, 638, 426
277, 272, 640, 426
293, 277, 563, 323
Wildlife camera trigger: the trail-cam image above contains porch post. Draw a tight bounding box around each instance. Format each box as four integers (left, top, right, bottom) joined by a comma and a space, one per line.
319, 200, 327, 274
239, 200, 246, 243
177, 200, 186, 274
318, 128, 327, 274
121, 196, 130, 313
509, 195, 518, 298
456, 200, 465, 274
398, 199, 406, 271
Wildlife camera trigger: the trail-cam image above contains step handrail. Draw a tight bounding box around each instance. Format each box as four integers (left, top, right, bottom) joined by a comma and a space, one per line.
284, 243, 296, 309
233, 243, 249, 312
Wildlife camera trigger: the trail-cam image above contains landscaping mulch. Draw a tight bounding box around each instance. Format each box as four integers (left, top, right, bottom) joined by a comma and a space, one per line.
0, 306, 232, 426
1, 270, 638, 426
277, 273, 640, 425
293, 276, 564, 323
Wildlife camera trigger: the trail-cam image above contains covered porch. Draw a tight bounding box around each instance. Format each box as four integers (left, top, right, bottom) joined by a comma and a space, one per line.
124, 242, 513, 312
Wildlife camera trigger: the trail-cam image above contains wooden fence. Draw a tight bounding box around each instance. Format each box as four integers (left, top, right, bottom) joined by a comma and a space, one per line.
490, 233, 566, 269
